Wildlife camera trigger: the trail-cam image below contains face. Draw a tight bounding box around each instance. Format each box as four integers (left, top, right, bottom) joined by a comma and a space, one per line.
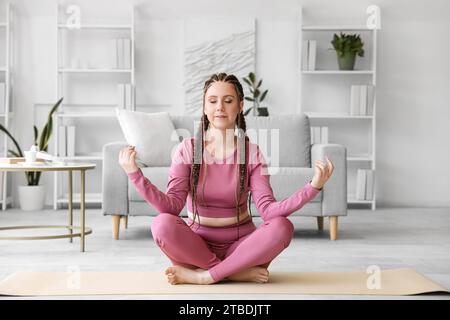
204, 81, 244, 131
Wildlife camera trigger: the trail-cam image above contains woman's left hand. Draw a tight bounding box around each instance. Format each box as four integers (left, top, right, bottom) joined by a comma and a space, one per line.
311, 156, 334, 190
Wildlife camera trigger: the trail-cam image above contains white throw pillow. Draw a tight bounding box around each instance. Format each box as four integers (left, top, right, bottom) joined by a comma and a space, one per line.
115, 108, 179, 167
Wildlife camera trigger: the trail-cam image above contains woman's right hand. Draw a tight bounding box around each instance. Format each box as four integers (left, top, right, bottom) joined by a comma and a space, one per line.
119, 145, 139, 174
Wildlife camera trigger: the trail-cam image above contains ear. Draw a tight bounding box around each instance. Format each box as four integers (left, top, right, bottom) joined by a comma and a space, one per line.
239, 100, 244, 113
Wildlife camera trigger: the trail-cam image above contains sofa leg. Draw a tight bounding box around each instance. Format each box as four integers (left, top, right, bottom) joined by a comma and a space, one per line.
121, 215, 128, 229
329, 216, 338, 240
112, 215, 121, 240
317, 217, 324, 231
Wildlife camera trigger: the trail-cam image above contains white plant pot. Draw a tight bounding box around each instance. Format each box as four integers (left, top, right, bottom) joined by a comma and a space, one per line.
18, 185, 46, 211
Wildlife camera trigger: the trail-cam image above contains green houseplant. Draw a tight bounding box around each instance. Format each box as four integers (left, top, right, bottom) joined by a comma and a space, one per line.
0, 97, 63, 210
330, 32, 364, 70
242, 72, 269, 116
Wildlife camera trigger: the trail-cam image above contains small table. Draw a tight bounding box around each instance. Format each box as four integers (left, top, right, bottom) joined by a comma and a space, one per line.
0, 162, 96, 252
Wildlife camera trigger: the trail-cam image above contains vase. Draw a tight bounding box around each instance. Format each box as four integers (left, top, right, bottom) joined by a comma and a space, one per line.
18, 185, 46, 211
257, 107, 269, 116
337, 51, 356, 70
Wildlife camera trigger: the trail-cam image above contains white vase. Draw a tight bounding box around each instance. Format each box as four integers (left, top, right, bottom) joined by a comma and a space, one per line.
18, 185, 46, 211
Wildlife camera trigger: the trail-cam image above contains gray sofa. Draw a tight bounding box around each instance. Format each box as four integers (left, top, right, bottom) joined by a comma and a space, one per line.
102, 114, 347, 240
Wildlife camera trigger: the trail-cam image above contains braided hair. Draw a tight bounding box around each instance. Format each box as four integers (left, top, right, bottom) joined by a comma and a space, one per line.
189, 73, 250, 240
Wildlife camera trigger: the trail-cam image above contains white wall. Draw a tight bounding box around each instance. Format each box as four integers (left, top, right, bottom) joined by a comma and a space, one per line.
3, 0, 450, 208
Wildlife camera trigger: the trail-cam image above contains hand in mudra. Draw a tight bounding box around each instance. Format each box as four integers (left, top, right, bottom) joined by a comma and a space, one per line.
311, 156, 334, 189
119, 145, 139, 174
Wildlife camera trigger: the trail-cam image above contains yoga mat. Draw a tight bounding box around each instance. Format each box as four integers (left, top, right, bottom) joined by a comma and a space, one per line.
0, 268, 448, 296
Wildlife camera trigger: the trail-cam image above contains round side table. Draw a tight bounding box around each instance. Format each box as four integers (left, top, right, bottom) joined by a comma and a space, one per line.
0, 162, 96, 252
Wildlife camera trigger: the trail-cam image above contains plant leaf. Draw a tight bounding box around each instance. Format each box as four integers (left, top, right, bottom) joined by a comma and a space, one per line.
244, 108, 253, 116
40, 97, 63, 151
33, 126, 38, 145
260, 90, 268, 102
249, 72, 255, 83
256, 79, 262, 88
0, 123, 23, 157
7, 149, 20, 157
243, 78, 252, 87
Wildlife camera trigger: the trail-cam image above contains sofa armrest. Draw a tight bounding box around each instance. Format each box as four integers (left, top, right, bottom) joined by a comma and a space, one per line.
102, 141, 129, 216
311, 143, 347, 216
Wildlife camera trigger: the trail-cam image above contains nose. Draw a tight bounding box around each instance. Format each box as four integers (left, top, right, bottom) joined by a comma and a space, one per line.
215, 102, 225, 111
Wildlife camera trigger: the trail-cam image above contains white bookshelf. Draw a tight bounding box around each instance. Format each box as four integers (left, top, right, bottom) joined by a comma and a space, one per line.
0, 3, 14, 210
57, 24, 132, 30
58, 68, 133, 73
302, 70, 374, 75
53, 5, 136, 209
300, 11, 378, 210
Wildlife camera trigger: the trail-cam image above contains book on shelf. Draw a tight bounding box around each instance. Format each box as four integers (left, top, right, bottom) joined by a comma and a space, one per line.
117, 83, 133, 109
350, 85, 375, 116
356, 169, 366, 200
114, 38, 131, 69
355, 169, 375, 200
302, 40, 309, 71
123, 38, 131, 69
58, 126, 67, 157
0, 82, 5, 114
310, 126, 329, 144
365, 169, 374, 200
302, 40, 316, 71
58, 126, 76, 157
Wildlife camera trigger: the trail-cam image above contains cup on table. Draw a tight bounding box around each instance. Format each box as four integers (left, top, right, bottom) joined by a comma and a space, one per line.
24, 151, 37, 163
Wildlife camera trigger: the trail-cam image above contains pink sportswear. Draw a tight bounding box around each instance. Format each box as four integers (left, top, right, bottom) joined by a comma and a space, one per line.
127, 137, 321, 282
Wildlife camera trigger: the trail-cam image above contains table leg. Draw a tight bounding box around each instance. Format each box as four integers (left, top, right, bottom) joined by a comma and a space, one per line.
68, 170, 73, 243
80, 170, 85, 252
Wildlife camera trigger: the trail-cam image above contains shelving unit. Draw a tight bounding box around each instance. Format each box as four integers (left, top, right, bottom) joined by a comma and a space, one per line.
300, 13, 378, 210
0, 2, 14, 210
53, 5, 135, 209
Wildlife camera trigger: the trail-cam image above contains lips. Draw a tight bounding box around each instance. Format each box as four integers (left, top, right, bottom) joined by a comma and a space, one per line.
215, 115, 227, 118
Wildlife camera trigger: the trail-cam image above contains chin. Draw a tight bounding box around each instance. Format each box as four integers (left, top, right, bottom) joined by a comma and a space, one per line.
212, 120, 232, 130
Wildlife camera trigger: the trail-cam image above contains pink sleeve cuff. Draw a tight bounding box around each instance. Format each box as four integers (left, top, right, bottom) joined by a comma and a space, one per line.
308, 180, 322, 193
127, 168, 143, 180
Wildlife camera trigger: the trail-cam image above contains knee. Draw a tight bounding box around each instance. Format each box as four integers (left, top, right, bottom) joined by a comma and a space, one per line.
150, 213, 183, 240
264, 217, 294, 246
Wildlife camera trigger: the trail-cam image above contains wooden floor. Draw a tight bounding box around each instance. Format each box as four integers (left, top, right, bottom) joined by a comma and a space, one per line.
0, 207, 449, 300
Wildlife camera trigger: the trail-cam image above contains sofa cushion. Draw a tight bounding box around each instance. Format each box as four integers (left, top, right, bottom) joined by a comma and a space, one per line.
171, 114, 311, 168
268, 167, 322, 203
116, 109, 179, 167
243, 114, 311, 167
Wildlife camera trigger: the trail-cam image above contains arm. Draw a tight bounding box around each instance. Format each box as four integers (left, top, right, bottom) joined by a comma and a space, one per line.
127, 139, 191, 216
249, 146, 321, 221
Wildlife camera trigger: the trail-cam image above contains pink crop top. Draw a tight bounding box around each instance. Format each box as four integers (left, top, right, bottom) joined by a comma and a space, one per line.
127, 137, 321, 221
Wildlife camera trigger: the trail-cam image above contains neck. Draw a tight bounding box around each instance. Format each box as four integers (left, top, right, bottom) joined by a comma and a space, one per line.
206, 126, 236, 149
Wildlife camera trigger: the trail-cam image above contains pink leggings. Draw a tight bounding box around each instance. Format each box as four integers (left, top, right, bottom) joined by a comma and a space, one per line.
150, 213, 294, 283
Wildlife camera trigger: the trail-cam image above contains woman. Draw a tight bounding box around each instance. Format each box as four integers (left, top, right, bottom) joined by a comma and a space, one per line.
119, 73, 334, 285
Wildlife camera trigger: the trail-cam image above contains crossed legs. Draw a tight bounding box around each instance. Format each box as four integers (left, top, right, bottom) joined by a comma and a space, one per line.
150, 213, 294, 284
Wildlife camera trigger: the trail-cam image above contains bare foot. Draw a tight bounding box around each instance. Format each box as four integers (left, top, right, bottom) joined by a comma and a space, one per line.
227, 267, 269, 283
165, 266, 215, 285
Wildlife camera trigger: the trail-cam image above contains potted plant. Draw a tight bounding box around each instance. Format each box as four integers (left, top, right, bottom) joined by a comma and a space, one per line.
242, 72, 269, 116
330, 32, 364, 70
0, 97, 63, 210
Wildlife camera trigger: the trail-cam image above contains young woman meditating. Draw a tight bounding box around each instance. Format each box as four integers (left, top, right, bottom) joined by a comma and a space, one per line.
119, 73, 334, 285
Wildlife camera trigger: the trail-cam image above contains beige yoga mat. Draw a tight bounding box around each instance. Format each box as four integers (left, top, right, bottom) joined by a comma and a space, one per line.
0, 268, 448, 296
